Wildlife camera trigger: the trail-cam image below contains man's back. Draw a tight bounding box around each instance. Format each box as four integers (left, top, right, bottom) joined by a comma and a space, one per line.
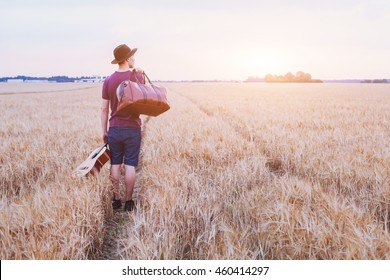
102, 70, 144, 128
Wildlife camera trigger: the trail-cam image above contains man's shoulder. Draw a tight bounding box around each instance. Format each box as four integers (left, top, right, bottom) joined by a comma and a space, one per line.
106, 71, 132, 82
103, 72, 118, 86
104, 72, 116, 82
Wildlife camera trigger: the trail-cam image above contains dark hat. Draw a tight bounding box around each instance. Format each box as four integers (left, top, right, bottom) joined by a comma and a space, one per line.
111, 44, 137, 64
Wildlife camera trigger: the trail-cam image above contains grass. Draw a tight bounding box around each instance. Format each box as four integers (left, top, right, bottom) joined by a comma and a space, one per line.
0, 82, 389, 259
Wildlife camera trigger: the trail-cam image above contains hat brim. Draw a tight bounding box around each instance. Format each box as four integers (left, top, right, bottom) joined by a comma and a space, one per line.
111, 48, 138, 64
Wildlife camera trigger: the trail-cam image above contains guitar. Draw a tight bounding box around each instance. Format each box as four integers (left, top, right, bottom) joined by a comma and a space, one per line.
73, 143, 111, 177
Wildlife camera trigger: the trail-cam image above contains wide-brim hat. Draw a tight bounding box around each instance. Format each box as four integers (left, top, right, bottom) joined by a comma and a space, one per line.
111, 44, 137, 64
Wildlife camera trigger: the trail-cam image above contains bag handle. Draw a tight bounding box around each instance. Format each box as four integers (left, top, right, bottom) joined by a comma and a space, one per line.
131, 69, 153, 85
142, 72, 163, 105
143, 72, 153, 85
132, 70, 163, 105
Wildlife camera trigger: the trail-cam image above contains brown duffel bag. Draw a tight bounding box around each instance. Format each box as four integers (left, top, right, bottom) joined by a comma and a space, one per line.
116, 71, 170, 117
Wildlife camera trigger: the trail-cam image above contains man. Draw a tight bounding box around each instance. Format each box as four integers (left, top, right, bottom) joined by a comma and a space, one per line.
101, 44, 144, 211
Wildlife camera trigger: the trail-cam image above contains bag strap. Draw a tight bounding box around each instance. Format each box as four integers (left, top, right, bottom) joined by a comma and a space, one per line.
131, 69, 147, 85
131, 69, 138, 82
133, 71, 163, 105
131, 69, 154, 86
142, 72, 162, 105
143, 72, 153, 85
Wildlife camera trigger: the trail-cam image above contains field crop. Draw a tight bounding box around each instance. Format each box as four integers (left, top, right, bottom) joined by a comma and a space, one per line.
0, 82, 389, 259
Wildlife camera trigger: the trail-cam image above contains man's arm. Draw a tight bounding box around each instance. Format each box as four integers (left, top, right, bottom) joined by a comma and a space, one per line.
101, 99, 109, 143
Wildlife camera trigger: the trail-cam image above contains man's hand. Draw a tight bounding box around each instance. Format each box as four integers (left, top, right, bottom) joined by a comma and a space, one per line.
102, 132, 108, 144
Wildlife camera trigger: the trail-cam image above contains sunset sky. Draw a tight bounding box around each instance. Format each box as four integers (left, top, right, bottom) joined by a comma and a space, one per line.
0, 0, 389, 80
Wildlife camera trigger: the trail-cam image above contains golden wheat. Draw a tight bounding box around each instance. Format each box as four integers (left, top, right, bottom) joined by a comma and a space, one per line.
0, 84, 110, 259
0, 82, 389, 259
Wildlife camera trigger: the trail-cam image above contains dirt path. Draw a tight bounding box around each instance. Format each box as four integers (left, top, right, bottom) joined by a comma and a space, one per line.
97, 185, 141, 260
96, 116, 151, 260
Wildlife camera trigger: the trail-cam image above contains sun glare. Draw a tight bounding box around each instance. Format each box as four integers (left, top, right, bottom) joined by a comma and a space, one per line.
244, 54, 282, 77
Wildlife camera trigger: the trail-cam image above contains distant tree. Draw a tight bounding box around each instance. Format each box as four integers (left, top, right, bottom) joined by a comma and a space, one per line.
264, 74, 273, 82
245, 76, 264, 82
361, 79, 388, 83
284, 72, 294, 82
263, 71, 321, 83
295, 71, 311, 82
48, 76, 75, 82
373, 79, 388, 83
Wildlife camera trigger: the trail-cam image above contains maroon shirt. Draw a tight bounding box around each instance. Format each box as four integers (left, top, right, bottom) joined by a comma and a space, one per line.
102, 70, 144, 128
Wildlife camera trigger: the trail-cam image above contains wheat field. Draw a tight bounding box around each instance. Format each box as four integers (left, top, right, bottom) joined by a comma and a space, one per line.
0, 82, 389, 259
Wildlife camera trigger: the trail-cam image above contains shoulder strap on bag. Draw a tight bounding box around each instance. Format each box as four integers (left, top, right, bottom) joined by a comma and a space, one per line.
132, 69, 147, 84
143, 72, 153, 85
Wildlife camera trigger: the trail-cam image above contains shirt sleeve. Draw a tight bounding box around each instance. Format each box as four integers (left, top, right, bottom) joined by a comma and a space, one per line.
102, 77, 109, 100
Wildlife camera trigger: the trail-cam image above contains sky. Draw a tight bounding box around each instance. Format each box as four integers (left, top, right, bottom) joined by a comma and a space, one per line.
0, 0, 389, 80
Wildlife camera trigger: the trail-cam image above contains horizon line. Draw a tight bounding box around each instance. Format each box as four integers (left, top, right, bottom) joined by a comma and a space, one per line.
1, 75, 390, 83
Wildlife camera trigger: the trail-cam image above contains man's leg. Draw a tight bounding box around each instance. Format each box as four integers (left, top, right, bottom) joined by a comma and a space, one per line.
122, 127, 141, 211
110, 164, 121, 200
124, 165, 136, 201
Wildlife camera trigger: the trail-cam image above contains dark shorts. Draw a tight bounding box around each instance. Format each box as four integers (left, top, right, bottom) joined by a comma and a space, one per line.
107, 127, 142, 166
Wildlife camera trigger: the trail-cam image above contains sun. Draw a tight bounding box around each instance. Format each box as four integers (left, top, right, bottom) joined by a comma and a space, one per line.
246, 54, 282, 77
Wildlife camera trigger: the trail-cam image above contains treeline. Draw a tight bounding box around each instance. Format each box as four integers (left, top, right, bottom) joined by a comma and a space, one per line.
245, 76, 264, 82
361, 79, 388, 83
0, 75, 97, 83
264, 71, 322, 83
